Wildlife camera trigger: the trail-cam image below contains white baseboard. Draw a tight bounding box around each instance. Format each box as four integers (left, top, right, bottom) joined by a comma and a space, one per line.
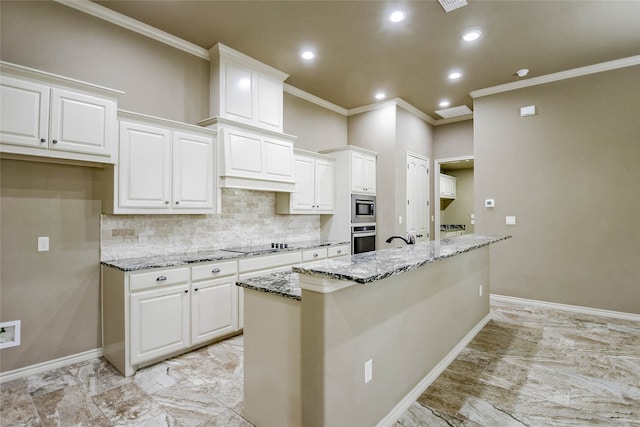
376, 313, 492, 427
490, 294, 640, 322
0, 348, 103, 384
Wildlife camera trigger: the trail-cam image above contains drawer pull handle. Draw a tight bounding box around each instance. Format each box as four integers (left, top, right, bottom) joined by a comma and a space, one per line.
184, 290, 188, 293
156, 276, 167, 281
211, 268, 221, 273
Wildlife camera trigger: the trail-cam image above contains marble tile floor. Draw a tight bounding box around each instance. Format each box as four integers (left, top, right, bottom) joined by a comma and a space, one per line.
2, 299, 639, 427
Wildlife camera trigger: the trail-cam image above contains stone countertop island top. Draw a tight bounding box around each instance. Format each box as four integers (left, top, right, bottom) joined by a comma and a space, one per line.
292, 234, 510, 285
237, 271, 301, 301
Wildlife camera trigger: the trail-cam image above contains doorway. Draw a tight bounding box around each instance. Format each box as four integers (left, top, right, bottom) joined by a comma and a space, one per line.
435, 156, 474, 240
406, 152, 430, 242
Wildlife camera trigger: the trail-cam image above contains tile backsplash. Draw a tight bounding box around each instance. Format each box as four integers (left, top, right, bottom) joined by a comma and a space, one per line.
101, 188, 320, 260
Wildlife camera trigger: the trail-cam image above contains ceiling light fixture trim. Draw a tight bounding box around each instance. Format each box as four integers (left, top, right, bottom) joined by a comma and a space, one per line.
389, 10, 406, 23
462, 30, 482, 42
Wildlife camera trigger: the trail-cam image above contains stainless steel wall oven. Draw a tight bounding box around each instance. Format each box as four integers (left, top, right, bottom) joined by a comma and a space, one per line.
352, 225, 376, 254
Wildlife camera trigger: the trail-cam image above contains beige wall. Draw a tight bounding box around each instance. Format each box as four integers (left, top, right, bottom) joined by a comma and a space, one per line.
0, 0, 210, 124
348, 105, 434, 245
283, 93, 348, 151
434, 120, 474, 160
474, 65, 640, 314
1, 160, 103, 371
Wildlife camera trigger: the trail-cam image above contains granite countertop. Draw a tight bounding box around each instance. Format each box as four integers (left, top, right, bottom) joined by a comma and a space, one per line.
101, 240, 349, 272
237, 271, 301, 301
293, 234, 510, 285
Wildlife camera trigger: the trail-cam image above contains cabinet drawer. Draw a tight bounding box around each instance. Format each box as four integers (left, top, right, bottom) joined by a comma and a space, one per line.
328, 244, 350, 258
302, 247, 328, 262
129, 267, 189, 292
239, 251, 302, 273
192, 261, 237, 282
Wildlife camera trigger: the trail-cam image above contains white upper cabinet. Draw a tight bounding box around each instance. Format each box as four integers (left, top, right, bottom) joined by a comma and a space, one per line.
440, 173, 457, 199
350, 150, 377, 194
104, 111, 216, 215
209, 43, 287, 133
276, 150, 335, 214
0, 62, 120, 164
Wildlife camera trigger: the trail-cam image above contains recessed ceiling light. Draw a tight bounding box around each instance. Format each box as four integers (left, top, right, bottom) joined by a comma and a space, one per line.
516, 68, 529, 77
448, 71, 462, 80
439, 99, 451, 108
389, 10, 406, 22
462, 30, 481, 42
301, 51, 315, 60
375, 92, 386, 100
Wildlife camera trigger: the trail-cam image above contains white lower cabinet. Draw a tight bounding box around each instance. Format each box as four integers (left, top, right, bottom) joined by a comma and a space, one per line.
102, 260, 238, 376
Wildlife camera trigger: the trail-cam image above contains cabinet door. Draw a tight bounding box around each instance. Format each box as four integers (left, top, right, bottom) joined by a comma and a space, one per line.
351, 151, 365, 192
363, 154, 377, 194
263, 137, 294, 181
173, 131, 214, 211
191, 277, 238, 346
119, 121, 172, 209
130, 284, 190, 364
49, 88, 115, 156
0, 76, 49, 147
224, 129, 263, 178
315, 159, 335, 212
223, 62, 253, 122
256, 75, 282, 131
292, 155, 315, 211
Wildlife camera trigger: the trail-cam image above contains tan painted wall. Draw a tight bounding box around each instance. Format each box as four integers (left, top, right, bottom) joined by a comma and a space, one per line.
0, 160, 103, 371
434, 120, 474, 160
347, 105, 434, 246
283, 93, 348, 151
474, 65, 640, 314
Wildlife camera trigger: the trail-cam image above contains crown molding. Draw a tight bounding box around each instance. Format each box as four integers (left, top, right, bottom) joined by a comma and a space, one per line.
470, 55, 640, 99
284, 84, 349, 115
54, 0, 210, 60
347, 98, 445, 126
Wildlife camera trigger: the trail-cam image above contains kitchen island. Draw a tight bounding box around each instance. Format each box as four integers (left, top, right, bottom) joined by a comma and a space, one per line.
238, 234, 509, 427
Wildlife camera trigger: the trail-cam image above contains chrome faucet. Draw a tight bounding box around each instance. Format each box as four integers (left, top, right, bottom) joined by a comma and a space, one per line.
385, 233, 416, 245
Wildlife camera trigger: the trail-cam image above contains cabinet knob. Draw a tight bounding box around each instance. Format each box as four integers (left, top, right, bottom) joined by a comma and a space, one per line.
164, 201, 169, 205
40, 138, 46, 143
194, 288, 198, 292
337, 249, 342, 254
52, 139, 58, 144
211, 268, 221, 273
313, 253, 319, 258
156, 276, 167, 281
184, 290, 188, 293
175, 201, 180, 205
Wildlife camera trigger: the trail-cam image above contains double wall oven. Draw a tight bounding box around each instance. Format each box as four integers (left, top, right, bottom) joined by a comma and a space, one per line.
351, 194, 376, 254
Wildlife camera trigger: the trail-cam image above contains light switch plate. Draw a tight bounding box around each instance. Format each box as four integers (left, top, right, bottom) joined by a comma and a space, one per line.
506, 216, 516, 225
38, 236, 49, 252
485, 199, 495, 208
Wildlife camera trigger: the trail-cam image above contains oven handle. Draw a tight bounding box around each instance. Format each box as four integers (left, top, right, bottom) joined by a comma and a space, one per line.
352, 232, 377, 238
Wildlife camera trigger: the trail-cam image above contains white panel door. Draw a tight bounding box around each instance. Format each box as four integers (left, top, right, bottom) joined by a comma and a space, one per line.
292, 155, 315, 210
0, 76, 49, 147
315, 159, 335, 212
256, 75, 282, 131
119, 121, 172, 209
172, 131, 214, 211
224, 62, 253, 121
191, 277, 238, 346
130, 284, 190, 364
263, 137, 293, 180
225, 130, 262, 176
407, 153, 430, 241
49, 88, 114, 156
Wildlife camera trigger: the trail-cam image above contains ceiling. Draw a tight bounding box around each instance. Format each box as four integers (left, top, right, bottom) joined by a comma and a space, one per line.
93, 0, 640, 121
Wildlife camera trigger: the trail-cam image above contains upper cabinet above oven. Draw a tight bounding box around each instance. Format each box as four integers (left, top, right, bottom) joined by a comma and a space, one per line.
321, 146, 377, 195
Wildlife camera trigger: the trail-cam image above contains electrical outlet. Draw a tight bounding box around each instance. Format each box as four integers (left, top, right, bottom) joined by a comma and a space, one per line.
38, 236, 49, 252
506, 216, 516, 225
364, 359, 373, 384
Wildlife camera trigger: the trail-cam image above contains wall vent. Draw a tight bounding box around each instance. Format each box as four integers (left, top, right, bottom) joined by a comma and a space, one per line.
435, 105, 473, 119
438, 0, 468, 13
